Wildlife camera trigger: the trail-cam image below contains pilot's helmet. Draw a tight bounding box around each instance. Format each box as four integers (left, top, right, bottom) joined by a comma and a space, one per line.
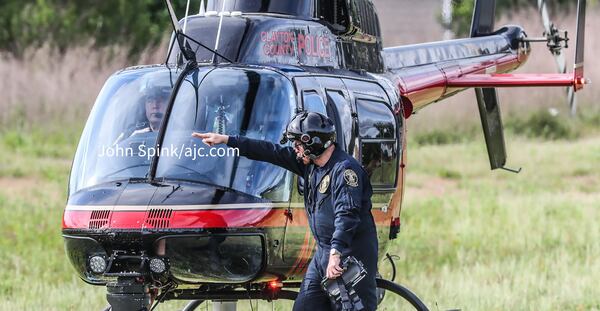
139, 71, 172, 103
281, 112, 336, 159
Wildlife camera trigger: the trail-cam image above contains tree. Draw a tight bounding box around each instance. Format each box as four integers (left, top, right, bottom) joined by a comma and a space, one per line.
0, 0, 190, 58
447, 0, 577, 36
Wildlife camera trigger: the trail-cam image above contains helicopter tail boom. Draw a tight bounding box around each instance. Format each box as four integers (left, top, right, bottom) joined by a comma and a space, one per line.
389, 0, 587, 171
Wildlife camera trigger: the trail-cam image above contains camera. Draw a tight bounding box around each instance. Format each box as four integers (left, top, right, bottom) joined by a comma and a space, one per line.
321, 256, 367, 310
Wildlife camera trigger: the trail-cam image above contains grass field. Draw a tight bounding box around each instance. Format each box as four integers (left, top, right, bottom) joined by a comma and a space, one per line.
0, 123, 598, 310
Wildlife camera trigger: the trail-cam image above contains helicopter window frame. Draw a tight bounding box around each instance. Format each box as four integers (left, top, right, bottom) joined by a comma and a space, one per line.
325, 88, 355, 153
349, 0, 381, 37
355, 95, 399, 191
315, 0, 351, 34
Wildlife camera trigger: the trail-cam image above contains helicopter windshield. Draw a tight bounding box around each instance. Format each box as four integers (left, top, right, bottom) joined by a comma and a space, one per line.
70, 66, 295, 202
155, 68, 294, 201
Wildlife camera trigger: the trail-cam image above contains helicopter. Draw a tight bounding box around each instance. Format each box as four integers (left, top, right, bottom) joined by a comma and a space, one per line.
61, 0, 588, 310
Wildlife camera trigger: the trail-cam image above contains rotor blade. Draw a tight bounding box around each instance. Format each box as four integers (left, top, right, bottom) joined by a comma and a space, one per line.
568, 87, 577, 117
537, 0, 552, 34
470, 0, 496, 37
569, 0, 587, 117
574, 0, 586, 82
559, 47, 571, 116
165, 0, 181, 33
554, 50, 566, 74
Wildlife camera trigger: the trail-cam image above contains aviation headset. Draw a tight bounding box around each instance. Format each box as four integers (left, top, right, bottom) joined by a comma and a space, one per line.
281, 112, 336, 159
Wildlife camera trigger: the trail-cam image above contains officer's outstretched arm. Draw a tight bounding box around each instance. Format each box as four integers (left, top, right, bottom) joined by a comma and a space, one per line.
192, 132, 305, 175
227, 135, 306, 176
330, 163, 363, 256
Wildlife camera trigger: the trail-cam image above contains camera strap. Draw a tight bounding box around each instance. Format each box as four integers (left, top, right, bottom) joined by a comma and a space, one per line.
336, 278, 355, 311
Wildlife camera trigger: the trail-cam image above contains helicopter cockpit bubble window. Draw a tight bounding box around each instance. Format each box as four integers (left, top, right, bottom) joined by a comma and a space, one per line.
69, 67, 179, 194
156, 67, 295, 202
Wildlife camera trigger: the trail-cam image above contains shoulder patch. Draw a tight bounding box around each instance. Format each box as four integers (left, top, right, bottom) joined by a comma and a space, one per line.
343, 169, 359, 187
319, 174, 330, 193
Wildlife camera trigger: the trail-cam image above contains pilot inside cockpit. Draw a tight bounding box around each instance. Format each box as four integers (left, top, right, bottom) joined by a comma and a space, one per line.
112, 72, 172, 146
132, 74, 171, 135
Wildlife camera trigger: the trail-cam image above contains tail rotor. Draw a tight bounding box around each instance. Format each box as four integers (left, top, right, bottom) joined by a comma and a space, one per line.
535, 0, 587, 116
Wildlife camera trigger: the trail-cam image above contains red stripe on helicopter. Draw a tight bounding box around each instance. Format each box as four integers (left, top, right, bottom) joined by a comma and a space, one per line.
297, 238, 316, 274
63, 207, 391, 230
287, 228, 313, 276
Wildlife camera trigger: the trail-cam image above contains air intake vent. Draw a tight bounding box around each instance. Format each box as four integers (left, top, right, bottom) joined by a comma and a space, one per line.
89, 210, 111, 229
145, 208, 173, 229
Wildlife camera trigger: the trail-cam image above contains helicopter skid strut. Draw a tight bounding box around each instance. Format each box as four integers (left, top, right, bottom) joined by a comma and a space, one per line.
102, 278, 430, 310
176, 278, 430, 311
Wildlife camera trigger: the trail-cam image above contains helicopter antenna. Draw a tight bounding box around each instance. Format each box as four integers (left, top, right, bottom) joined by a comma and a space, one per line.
183, 0, 191, 36
199, 0, 205, 15
212, 0, 227, 64
163, 0, 233, 64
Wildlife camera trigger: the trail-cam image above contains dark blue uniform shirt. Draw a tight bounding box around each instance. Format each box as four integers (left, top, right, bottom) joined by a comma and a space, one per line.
227, 135, 378, 310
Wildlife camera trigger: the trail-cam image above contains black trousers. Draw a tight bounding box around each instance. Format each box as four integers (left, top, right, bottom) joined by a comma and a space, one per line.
293, 257, 335, 311
292, 256, 377, 311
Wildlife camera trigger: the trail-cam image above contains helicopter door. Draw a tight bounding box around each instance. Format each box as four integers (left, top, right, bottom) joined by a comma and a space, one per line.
342, 78, 400, 256
292, 76, 351, 197
293, 89, 329, 199
281, 77, 330, 268
354, 94, 399, 257
295, 87, 347, 197
294, 86, 331, 199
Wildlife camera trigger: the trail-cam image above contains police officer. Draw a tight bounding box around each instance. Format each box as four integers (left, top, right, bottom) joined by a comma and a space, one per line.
192, 112, 378, 310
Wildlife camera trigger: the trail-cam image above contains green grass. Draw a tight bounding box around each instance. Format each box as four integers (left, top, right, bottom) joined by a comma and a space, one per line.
413, 109, 600, 147
381, 134, 600, 310
0, 127, 598, 310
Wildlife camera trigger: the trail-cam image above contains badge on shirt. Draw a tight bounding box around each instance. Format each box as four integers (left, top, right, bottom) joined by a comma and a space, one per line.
319, 175, 330, 193
343, 169, 359, 187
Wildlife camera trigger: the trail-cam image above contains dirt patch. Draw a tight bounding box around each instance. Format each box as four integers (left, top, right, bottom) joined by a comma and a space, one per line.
0, 177, 39, 195
568, 174, 600, 194
406, 176, 461, 199
0, 176, 64, 203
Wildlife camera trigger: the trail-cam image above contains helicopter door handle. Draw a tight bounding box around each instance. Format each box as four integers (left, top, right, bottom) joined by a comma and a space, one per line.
284, 209, 293, 223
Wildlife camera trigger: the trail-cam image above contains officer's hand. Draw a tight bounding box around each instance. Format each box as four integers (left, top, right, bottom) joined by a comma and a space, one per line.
191, 132, 228, 146
326, 254, 344, 279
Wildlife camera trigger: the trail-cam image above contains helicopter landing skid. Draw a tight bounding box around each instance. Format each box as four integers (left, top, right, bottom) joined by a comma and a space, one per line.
177, 278, 430, 311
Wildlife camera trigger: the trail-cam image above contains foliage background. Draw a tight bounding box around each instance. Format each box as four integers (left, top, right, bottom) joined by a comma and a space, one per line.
0, 0, 191, 58
447, 0, 576, 35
